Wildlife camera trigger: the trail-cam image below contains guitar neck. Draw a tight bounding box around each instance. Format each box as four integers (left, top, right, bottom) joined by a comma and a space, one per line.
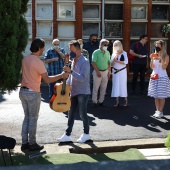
61, 78, 66, 95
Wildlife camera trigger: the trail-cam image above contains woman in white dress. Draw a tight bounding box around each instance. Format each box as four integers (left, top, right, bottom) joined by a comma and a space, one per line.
111, 40, 128, 107
148, 40, 170, 118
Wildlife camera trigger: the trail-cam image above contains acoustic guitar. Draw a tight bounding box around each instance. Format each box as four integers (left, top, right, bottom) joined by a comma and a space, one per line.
49, 54, 71, 112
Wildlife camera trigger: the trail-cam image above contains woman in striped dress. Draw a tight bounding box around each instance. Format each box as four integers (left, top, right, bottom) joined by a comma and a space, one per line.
148, 40, 170, 118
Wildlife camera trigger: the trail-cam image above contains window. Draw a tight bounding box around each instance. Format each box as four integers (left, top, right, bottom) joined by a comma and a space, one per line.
82, 3, 100, 37
58, 22, 75, 38
57, 3, 75, 20
132, 0, 148, 2
105, 22, 122, 37
28, 22, 32, 39
105, 4, 123, 20
152, 0, 169, 2
36, 3, 53, 20
152, 5, 169, 20
36, 21, 53, 38
83, 5, 100, 19
131, 6, 147, 19
25, 3, 32, 20
83, 23, 99, 36
151, 23, 164, 38
131, 23, 147, 37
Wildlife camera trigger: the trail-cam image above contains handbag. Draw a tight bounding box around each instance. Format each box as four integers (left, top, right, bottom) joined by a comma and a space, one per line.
150, 73, 158, 80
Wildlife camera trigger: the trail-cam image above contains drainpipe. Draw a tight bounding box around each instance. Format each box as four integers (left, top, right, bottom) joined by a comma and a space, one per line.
101, 0, 105, 39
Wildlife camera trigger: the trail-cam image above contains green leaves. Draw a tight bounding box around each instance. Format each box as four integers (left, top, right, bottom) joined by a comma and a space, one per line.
0, 1, 28, 92
162, 24, 170, 34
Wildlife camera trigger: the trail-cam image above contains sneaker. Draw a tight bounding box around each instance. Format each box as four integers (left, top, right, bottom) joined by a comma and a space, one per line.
21, 142, 29, 151
77, 133, 91, 143
29, 143, 44, 151
155, 111, 163, 119
57, 133, 73, 142
153, 110, 159, 117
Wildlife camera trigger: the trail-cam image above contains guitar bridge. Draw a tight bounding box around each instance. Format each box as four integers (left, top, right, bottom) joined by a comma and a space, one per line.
57, 103, 67, 105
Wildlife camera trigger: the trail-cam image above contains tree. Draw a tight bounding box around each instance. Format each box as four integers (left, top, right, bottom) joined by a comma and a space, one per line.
0, 0, 29, 92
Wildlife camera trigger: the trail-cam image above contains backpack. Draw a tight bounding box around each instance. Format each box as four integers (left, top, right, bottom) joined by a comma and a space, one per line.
128, 41, 139, 62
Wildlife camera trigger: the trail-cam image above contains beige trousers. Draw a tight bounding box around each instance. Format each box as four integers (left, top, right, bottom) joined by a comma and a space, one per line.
92, 70, 109, 104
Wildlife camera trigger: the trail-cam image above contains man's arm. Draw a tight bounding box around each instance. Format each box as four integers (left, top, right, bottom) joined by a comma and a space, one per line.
129, 49, 143, 58
41, 72, 68, 83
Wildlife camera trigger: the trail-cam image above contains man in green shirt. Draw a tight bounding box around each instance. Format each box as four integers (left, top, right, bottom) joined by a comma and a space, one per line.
91, 39, 111, 107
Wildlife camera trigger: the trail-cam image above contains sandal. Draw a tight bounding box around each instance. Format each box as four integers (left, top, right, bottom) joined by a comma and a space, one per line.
114, 100, 119, 107
123, 99, 128, 107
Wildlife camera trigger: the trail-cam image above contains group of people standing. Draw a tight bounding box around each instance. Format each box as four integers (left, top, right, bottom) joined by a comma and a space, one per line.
19, 33, 170, 152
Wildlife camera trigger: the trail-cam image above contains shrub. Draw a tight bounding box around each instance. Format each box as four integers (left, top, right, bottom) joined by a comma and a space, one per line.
0, 0, 29, 92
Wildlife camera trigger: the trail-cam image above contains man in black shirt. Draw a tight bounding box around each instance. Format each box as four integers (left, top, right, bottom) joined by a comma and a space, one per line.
129, 34, 148, 94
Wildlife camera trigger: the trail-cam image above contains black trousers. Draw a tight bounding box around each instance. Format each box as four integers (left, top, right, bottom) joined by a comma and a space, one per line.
132, 63, 146, 92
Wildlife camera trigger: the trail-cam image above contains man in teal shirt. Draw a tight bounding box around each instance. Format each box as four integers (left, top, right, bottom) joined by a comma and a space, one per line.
91, 39, 111, 107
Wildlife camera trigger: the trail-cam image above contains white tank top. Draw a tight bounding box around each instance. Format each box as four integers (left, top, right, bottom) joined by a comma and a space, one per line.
153, 59, 167, 77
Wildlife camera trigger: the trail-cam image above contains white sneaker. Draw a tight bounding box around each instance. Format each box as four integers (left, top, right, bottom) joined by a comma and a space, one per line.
155, 111, 163, 119
57, 133, 73, 142
153, 111, 159, 117
77, 134, 91, 143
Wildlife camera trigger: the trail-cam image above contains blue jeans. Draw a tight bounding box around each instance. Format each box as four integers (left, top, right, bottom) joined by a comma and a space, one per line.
66, 94, 90, 136
19, 88, 41, 145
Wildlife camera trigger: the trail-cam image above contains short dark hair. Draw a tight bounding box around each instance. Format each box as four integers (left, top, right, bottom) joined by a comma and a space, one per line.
90, 33, 98, 38
69, 40, 80, 49
139, 34, 147, 40
30, 38, 45, 52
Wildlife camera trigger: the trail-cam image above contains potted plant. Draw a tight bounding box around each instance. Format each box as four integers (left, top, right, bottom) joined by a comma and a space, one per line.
162, 24, 170, 37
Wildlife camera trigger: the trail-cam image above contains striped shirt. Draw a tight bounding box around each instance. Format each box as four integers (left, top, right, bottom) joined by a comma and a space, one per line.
67, 55, 91, 97
44, 47, 65, 76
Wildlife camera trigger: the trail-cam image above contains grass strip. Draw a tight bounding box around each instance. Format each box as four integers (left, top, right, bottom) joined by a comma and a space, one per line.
0, 148, 146, 166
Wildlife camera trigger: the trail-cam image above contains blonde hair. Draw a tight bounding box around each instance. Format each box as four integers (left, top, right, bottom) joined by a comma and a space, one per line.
112, 40, 123, 54
154, 40, 166, 61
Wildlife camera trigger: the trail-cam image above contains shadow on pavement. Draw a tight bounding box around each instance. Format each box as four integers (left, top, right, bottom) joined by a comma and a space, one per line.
40, 81, 170, 132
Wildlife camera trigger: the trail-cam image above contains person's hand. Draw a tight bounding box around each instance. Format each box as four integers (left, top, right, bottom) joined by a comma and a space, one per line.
53, 57, 59, 61
113, 55, 118, 62
138, 55, 143, 58
61, 72, 69, 79
107, 71, 111, 79
54, 47, 60, 53
63, 66, 71, 73
97, 71, 101, 77
158, 54, 162, 60
113, 58, 117, 62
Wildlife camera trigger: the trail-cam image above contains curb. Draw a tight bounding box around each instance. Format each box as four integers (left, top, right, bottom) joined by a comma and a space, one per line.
69, 138, 165, 154
13, 138, 165, 155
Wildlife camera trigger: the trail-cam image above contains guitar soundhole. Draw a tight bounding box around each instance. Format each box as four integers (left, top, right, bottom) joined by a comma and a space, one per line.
61, 90, 65, 95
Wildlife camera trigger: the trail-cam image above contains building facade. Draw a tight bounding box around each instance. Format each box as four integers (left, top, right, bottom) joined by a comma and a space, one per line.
24, 0, 170, 76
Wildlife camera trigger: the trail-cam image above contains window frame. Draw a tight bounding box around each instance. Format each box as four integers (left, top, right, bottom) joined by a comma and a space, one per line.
83, 4, 100, 20
57, 3, 75, 21
35, 2, 53, 20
